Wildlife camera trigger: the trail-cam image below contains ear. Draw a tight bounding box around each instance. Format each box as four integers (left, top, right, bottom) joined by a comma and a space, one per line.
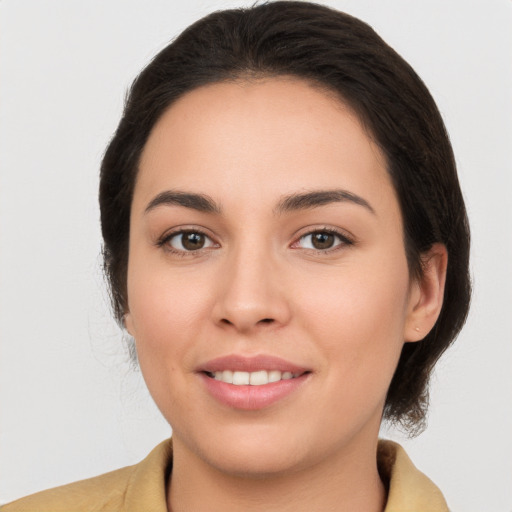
404, 243, 448, 342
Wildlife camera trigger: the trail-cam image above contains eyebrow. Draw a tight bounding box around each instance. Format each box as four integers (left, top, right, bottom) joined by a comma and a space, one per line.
275, 189, 375, 215
144, 191, 222, 214
144, 188, 375, 216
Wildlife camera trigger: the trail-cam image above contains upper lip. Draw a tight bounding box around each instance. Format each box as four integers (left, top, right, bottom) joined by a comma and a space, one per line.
198, 354, 310, 374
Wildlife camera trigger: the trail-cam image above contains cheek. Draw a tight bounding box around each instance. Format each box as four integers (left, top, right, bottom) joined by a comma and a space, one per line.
295, 254, 411, 381
291, 262, 410, 440
125, 262, 214, 401
128, 270, 209, 349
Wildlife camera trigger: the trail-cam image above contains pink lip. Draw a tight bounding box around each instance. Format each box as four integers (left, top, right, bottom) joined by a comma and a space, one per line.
198, 354, 309, 374
197, 354, 311, 411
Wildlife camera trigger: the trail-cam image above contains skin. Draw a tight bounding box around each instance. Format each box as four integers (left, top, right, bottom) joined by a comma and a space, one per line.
125, 78, 447, 512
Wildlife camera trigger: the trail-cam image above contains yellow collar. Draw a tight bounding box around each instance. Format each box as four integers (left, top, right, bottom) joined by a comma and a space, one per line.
3, 438, 449, 511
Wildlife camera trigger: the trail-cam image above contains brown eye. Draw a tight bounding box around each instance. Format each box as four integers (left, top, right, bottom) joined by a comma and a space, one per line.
168, 231, 214, 251
311, 232, 335, 249
182, 232, 205, 250
297, 230, 349, 251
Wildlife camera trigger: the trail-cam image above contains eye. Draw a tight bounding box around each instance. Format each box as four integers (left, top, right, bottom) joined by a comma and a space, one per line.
165, 230, 216, 252
297, 230, 352, 251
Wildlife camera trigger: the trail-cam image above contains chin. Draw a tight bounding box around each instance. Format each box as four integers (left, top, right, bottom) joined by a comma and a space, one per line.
177, 421, 314, 478
204, 444, 307, 479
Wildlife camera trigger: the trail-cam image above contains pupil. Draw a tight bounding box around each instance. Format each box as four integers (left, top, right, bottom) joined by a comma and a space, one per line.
312, 232, 334, 249
183, 232, 204, 250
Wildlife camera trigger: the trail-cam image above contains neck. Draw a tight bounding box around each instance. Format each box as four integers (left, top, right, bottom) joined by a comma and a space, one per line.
167, 434, 386, 512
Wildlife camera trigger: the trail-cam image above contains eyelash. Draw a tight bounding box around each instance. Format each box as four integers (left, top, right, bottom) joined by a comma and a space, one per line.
293, 227, 354, 254
156, 227, 354, 256
157, 228, 217, 257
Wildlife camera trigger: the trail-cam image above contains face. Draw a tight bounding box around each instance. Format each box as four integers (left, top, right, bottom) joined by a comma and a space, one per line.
125, 78, 423, 477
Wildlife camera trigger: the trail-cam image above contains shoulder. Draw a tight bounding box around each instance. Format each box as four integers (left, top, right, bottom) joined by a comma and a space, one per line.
379, 439, 450, 512
1, 439, 173, 512
1, 465, 136, 512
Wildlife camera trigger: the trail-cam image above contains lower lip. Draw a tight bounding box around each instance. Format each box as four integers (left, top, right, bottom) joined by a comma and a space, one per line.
200, 373, 310, 410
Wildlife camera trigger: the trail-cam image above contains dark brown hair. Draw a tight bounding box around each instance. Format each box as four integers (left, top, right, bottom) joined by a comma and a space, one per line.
100, 1, 471, 432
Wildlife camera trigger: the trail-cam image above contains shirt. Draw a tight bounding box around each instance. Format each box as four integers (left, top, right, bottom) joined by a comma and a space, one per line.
1, 439, 449, 511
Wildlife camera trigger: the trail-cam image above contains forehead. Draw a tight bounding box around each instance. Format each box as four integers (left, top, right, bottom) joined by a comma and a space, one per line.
135, 77, 396, 217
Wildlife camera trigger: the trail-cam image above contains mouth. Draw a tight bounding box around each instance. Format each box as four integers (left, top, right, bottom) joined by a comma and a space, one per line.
204, 369, 306, 386
198, 354, 311, 410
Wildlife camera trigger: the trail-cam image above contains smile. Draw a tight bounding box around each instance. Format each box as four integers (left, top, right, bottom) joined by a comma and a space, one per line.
207, 370, 301, 386
199, 354, 311, 410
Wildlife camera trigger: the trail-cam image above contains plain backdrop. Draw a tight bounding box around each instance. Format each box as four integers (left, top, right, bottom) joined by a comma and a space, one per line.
1, 1, 511, 510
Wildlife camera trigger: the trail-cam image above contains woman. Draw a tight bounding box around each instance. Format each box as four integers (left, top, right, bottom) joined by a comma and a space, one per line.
2, 2, 471, 511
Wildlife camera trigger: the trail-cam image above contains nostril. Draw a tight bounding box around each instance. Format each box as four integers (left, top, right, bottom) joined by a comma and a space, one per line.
217, 317, 276, 329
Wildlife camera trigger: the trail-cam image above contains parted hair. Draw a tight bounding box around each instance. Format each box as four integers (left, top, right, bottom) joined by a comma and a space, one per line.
100, 1, 471, 433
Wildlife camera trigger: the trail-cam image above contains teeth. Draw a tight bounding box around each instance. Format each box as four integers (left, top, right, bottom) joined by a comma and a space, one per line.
249, 370, 268, 385
268, 370, 281, 383
233, 371, 250, 385
211, 370, 300, 386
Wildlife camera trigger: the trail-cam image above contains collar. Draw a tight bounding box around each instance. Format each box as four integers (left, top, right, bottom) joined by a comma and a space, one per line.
379, 439, 449, 511
123, 438, 449, 511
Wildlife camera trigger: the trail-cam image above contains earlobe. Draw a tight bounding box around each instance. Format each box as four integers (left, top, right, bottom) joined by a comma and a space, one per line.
405, 243, 448, 342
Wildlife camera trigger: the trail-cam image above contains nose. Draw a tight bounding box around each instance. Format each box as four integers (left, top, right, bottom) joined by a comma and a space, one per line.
212, 244, 292, 334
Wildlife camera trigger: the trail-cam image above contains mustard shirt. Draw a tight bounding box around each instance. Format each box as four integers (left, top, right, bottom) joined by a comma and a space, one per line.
1, 439, 449, 512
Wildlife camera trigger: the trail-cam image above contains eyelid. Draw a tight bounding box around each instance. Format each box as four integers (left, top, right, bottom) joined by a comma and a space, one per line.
156, 226, 219, 255
290, 226, 355, 252
155, 224, 354, 255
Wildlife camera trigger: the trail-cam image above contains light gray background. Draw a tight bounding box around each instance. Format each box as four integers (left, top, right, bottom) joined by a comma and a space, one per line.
1, 1, 511, 510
